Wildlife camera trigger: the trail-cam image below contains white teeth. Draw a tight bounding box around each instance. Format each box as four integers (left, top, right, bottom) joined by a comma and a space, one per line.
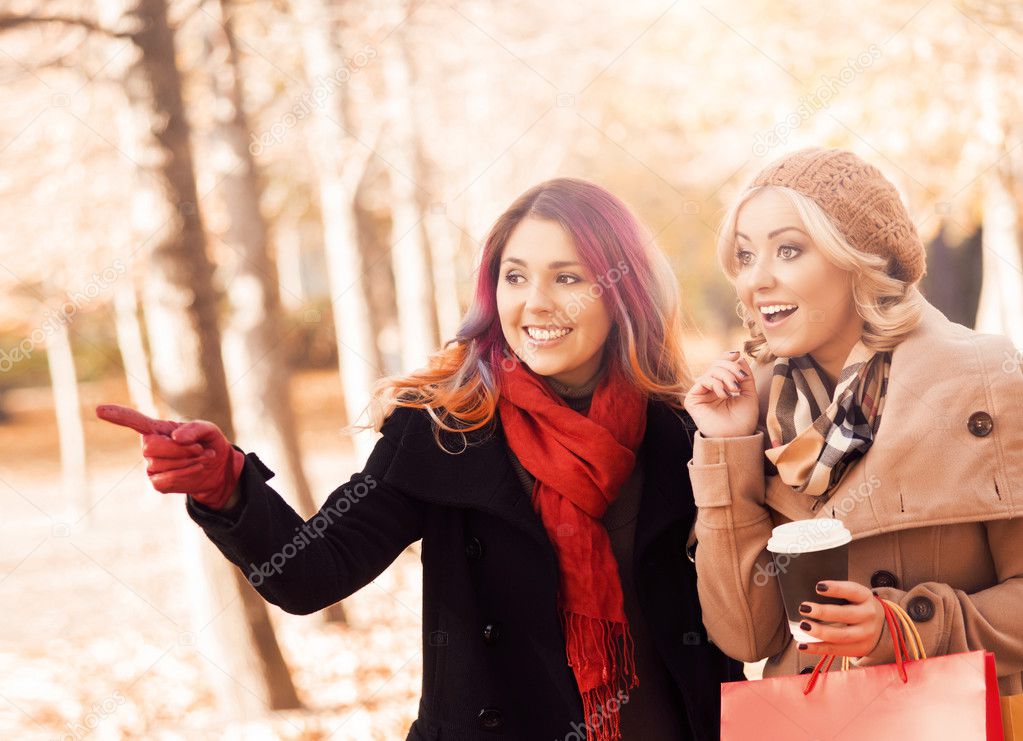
760, 304, 798, 316
526, 326, 572, 341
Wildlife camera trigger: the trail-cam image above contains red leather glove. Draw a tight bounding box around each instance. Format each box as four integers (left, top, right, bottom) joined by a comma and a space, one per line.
96, 404, 245, 511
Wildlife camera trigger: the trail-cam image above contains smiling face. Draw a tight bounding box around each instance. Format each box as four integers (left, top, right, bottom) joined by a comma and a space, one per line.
495, 217, 613, 388
733, 188, 863, 381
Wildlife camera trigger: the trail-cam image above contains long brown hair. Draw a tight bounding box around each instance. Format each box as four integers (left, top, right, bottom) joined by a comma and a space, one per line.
367, 178, 692, 445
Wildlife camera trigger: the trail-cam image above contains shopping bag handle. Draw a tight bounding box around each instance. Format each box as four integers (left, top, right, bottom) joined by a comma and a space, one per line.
803, 596, 916, 694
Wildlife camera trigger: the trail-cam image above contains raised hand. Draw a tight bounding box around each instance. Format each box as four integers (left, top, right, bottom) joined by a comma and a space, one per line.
683, 350, 760, 439
96, 404, 245, 511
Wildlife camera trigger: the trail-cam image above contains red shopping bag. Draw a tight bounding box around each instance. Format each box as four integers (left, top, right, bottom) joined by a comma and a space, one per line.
721, 599, 1004, 740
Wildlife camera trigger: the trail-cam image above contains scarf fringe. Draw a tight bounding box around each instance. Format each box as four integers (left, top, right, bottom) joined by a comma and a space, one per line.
562, 611, 638, 741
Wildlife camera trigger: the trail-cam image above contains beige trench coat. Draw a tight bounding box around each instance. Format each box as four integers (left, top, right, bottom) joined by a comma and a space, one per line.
688, 301, 1023, 694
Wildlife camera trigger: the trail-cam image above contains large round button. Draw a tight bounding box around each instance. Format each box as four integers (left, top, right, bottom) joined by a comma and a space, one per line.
478, 708, 502, 730
907, 596, 935, 622
968, 411, 994, 437
465, 537, 484, 561
482, 622, 501, 645
870, 570, 899, 589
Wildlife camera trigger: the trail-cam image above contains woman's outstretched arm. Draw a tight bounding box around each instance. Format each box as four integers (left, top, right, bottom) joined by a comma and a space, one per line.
186, 407, 425, 615
99, 403, 425, 615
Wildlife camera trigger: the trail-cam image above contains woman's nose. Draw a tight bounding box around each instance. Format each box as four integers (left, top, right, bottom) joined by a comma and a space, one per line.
748, 258, 776, 291
524, 284, 556, 314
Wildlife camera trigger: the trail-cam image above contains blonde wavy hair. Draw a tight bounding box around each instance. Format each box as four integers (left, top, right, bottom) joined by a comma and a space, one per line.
716, 185, 925, 363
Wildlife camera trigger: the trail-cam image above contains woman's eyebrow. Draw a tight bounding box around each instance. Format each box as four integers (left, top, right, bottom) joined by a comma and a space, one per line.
500, 257, 583, 269
735, 226, 807, 241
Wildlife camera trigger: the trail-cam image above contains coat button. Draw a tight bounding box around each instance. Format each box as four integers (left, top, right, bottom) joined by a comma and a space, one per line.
870, 570, 899, 589
968, 411, 994, 437
482, 622, 501, 645
465, 537, 484, 561
799, 666, 814, 675
478, 708, 502, 730
907, 596, 935, 622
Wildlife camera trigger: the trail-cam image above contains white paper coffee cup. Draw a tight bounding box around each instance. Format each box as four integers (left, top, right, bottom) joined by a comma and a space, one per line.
766, 519, 852, 643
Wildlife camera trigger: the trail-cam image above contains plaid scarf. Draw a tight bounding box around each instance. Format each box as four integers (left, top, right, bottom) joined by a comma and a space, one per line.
765, 342, 891, 508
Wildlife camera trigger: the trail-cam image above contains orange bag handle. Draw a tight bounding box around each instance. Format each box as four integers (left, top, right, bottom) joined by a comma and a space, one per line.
803, 595, 911, 694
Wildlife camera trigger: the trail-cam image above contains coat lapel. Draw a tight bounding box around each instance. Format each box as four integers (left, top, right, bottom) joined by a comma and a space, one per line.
380, 407, 550, 544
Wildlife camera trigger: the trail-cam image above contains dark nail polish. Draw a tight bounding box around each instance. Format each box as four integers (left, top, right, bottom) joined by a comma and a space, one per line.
739, 370, 748, 378
816, 582, 829, 593
800, 621, 812, 632
797, 643, 808, 651
799, 604, 812, 614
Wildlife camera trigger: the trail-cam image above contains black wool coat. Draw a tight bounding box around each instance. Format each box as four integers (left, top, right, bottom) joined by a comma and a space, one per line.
187, 400, 744, 741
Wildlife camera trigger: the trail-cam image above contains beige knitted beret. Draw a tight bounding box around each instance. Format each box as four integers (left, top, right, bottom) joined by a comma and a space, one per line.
748, 148, 926, 284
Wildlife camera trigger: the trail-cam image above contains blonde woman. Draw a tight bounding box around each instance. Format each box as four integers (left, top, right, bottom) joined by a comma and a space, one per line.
684, 148, 1023, 693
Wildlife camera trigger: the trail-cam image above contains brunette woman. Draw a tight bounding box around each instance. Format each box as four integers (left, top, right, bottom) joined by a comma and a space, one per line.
100, 178, 742, 741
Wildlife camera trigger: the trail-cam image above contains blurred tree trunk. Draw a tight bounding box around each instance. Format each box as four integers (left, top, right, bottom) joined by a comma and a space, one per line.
200, 0, 346, 624
110, 0, 301, 715
275, 216, 307, 312
382, 4, 440, 370
46, 319, 91, 520
290, 0, 380, 463
111, 106, 160, 418
424, 200, 463, 341
198, 0, 316, 517
112, 278, 158, 417
974, 53, 1023, 347
976, 164, 1023, 347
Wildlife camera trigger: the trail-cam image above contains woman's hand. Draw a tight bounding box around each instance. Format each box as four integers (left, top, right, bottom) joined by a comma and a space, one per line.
796, 580, 886, 658
96, 404, 245, 511
683, 350, 759, 439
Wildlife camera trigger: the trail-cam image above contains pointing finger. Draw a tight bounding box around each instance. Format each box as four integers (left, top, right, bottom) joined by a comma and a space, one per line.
96, 404, 178, 436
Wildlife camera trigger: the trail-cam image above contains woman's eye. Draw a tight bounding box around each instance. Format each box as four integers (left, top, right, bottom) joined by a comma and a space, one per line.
778, 244, 802, 260
556, 273, 582, 284
504, 272, 524, 285
735, 250, 754, 266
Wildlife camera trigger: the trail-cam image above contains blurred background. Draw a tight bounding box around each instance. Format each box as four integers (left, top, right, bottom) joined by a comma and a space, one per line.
1, 0, 1021, 738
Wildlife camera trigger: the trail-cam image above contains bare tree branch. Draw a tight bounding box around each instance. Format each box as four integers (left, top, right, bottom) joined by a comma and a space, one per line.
0, 13, 132, 39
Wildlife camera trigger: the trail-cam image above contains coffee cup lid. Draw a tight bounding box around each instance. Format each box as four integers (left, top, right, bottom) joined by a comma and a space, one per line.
767, 518, 851, 554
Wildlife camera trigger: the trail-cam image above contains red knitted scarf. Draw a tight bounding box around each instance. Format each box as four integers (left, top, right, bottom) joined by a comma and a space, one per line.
497, 361, 647, 741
